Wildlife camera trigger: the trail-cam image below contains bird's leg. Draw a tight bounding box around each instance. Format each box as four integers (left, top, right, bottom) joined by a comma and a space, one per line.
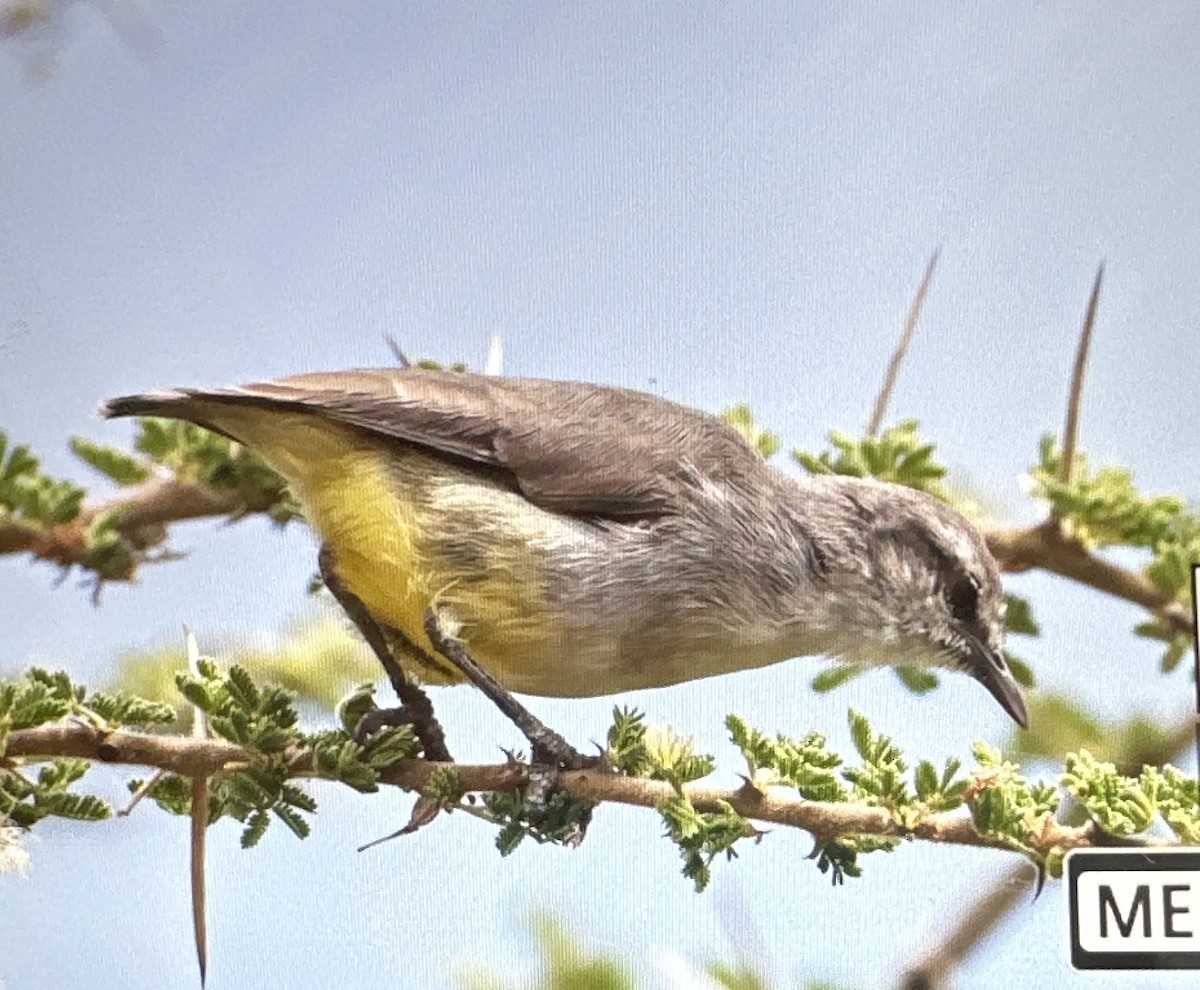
318, 545, 452, 763
421, 608, 591, 771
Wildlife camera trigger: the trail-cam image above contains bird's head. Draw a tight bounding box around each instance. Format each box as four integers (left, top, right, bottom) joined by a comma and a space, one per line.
819, 479, 1027, 728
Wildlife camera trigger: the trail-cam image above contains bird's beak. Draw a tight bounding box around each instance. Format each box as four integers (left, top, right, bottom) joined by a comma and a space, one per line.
966, 638, 1029, 729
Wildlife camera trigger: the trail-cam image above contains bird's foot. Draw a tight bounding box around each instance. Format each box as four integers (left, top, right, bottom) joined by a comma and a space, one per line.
421, 607, 594, 771
359, 704, 452, 763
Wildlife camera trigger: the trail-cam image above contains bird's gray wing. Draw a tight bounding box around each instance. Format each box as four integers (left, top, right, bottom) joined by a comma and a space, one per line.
107, 368, 763, 520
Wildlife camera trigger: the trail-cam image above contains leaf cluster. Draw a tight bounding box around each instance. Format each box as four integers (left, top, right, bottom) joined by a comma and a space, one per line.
606, 706, 716, 785
729, 711, 968, 883
1027, 435, 1199, 669
0, 668, 174, 827
0, 430, 86, 528
1, 757, 109, 827
112, 419, 298, 524
138, 661, 419, 846
609, 708, 748, 891
966, 742, 1062, 868
793, 420, 947, 496
721, 405, 782, 460
484, 783, 594, 856
1063, 750, 1200, 843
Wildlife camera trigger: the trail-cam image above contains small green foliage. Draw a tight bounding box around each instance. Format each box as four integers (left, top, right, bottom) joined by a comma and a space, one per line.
413, 358, 470, 372
643, 725, 715, 786
1133, 617, 1193, 674
1005, 593, 1041, 636
1153, 766, 1200, 843
659, 795, 756, 892
1, 758, 111, 827
604, 710, 743, 890
1062, 750, 1160, 837
605, 707, 714, 785
730, 711, 972, 882
1005, 654, 1036, 690
128, 773, 192, 815
606, 706, 653, 776
83, 691, 176, 729
0, 668, 175, 746
1144, 514, 1200, 600
171, 661, 412, 843
809, 664, 864, 694
967, 742, 1061, 863
0, 669, 78, 748
485, 786, 594, 855
0, 431, 86, 527
812, 835, 896, 885
707, 961, 771, 990
176, 659, 300, 753
336, 682, 379, 736
726, 714, 846, 801
893, 666, 939, 694
169, 660, 314, 844
843, 709, 910, 809
308, 722, 419, 794
424, 765, 466, 809
80, 512, 139, 580
1027, 436, 1200, 671
69, 436, 150, 485
131, 419, 298, 524
793, 420, 947, 497
1029, 436, 1186, 549
721, 405, 781, 460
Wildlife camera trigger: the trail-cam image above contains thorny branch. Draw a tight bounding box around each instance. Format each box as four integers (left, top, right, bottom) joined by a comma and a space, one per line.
2, 722, 1173, 861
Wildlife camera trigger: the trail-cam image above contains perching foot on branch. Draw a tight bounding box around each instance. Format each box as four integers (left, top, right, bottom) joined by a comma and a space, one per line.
421, 607, 594, 771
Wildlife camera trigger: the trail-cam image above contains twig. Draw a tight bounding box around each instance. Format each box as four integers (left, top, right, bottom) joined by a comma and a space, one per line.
895, 710, 1198, 990
898, 862, 1036, 990
117, 768, 166, 816
867, 248, 940, 437
1058, 263, 1104, 488
984, 520, 1192, 636
0, 476, 243, 573
3, 722, 1180, 861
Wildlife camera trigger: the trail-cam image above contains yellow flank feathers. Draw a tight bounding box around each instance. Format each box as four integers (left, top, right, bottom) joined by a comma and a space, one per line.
201, 408, 567, 687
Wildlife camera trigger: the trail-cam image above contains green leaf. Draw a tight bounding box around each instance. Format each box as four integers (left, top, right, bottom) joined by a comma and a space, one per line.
241, 810, 270, 848
792, 420, 948, 497
1004, 593, 1040, 636
720, 405, 781, 460
810, 664, 864, 693
69, 436, 150, 485
894, 666, 939, 694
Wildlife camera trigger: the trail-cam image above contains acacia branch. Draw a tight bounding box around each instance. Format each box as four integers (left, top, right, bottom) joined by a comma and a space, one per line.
984, 519, 1192, 636
0, 475, 241, 572
898, 861, 1035, 990
895, 714, 1198, 990
4, 722, 1173, 860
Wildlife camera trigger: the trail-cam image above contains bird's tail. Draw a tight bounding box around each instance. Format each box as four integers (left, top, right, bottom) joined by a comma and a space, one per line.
99, 390, 198, 421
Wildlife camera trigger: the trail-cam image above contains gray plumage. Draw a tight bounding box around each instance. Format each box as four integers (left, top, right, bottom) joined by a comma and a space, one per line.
101, 368, 1027, 727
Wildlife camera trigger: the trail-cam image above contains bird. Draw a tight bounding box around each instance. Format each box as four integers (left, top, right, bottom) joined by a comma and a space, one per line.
100, 367, 1028, 762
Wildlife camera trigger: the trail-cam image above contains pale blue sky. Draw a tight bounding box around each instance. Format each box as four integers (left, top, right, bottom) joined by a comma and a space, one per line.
2, 2, 1199, 988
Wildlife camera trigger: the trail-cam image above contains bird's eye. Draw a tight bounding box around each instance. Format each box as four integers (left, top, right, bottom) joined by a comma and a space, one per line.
944, 574, 980, 624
